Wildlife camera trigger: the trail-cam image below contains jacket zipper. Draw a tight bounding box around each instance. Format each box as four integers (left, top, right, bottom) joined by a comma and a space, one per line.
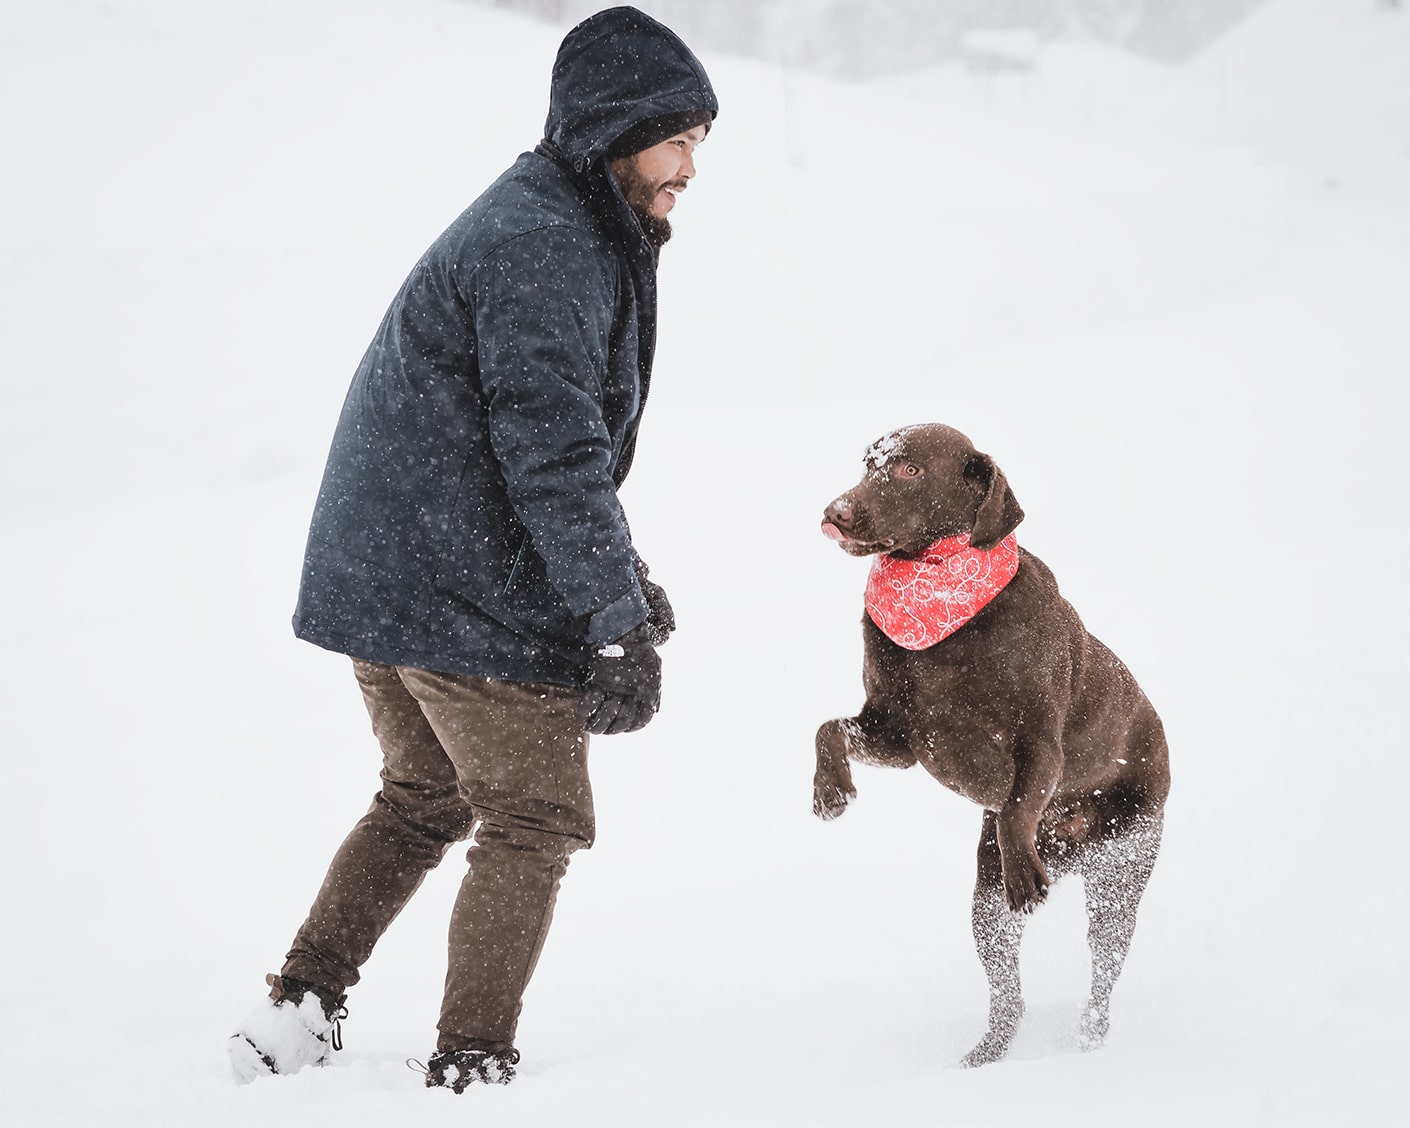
502, 532, 529, 594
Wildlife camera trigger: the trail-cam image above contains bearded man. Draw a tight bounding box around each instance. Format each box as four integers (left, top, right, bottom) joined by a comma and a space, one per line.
228, 6, 716, 1091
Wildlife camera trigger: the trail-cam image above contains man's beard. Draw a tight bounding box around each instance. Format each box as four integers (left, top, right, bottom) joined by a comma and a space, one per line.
613, 159, 675, 248
632, 205, 672, 249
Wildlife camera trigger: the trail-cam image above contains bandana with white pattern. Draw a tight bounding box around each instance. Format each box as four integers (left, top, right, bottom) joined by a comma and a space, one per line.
865, 532, 1020, 650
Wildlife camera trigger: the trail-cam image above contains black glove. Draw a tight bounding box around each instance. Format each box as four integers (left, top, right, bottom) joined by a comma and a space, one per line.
577, 623, 662, 735
635, 561, 676, 646
639, 576, 676, 647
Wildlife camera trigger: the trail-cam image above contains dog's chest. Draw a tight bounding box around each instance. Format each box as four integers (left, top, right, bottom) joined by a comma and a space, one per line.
866, 615, 1001, 695
864, 623, 1029, 804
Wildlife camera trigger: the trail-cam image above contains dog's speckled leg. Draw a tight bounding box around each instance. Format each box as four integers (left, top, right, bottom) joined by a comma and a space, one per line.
1078, 814, 1163, 1051
963, 812, 1028, 1067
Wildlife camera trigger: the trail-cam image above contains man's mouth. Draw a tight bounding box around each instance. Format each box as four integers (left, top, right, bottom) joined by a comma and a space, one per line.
658, 180, 687, 209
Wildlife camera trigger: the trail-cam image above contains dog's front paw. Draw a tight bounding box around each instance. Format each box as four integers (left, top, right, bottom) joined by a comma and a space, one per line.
812, 773, 856, 821
1002, 853, 1051, 914
813, 720, 857, 820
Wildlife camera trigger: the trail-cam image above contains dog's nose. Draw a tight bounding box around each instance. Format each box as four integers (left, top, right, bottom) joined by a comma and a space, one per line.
824, 497, 854, 528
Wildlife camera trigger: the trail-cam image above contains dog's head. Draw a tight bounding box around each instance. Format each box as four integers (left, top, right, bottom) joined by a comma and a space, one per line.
821, 424, 1024, 557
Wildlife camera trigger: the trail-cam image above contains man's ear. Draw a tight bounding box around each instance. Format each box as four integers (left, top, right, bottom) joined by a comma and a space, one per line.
965, 453, 1024, 549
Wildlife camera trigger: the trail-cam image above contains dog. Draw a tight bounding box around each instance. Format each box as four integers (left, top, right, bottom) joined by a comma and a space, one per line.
813, 423, 1170, 1067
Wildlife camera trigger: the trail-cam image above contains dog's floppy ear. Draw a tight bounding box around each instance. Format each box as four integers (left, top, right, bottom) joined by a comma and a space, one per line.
965, 453, 1024, 550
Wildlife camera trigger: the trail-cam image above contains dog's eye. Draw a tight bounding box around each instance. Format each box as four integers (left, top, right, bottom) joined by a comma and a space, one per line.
896, 462, 922, 479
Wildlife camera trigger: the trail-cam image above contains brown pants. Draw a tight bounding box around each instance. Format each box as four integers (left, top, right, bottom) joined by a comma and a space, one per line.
281, 660, 594, 1051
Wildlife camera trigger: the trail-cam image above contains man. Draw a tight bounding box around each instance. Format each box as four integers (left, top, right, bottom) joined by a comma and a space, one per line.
228, 6, 716, 1091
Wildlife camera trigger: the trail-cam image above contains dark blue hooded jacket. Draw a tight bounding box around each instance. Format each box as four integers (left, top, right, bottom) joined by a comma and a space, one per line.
291, 7, 718, 686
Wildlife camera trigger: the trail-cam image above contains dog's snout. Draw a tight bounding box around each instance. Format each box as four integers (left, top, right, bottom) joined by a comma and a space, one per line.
825, 497, 854, 529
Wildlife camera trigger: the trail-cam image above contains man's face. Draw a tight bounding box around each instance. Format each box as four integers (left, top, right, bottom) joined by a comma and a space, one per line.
610, 126, 707, 243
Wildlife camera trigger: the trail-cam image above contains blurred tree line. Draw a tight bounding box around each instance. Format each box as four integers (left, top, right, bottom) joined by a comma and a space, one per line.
468, 0, 1270, 74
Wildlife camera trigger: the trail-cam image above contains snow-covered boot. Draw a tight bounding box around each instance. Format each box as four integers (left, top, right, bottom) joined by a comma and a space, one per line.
413, 1046, 521, 1091
227, 973, 348, 1083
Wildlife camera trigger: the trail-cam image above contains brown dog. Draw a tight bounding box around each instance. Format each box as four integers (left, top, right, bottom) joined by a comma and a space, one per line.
814, 423, 1170, 1067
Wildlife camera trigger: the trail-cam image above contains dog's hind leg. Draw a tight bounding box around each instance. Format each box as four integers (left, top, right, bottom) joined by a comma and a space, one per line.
813, 704, 914, 820
1077, 814, 1163, 1051
962, 811, 1028, 1068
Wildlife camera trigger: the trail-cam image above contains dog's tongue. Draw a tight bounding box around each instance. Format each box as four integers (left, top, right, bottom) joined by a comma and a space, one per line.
821, 522, 846, 542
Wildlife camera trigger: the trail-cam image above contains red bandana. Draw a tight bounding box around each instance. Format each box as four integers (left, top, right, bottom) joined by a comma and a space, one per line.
865, 532, 1020, 650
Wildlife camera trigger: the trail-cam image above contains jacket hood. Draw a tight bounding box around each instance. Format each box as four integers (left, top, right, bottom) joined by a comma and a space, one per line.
544, 6, 718, 167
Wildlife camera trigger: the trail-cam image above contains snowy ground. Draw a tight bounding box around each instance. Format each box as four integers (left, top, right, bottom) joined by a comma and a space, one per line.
2, 0, 1407, 1125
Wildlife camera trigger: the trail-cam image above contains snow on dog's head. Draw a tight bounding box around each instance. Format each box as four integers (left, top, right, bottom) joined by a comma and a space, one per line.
863, 427, 920, 476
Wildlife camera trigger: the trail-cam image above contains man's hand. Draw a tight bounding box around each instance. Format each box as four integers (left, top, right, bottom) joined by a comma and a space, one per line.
638, 571, 676, 646
578, 624, 662, 735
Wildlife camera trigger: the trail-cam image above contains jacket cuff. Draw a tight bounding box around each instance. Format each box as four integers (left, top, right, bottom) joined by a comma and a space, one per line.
587, 587, 650, 647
